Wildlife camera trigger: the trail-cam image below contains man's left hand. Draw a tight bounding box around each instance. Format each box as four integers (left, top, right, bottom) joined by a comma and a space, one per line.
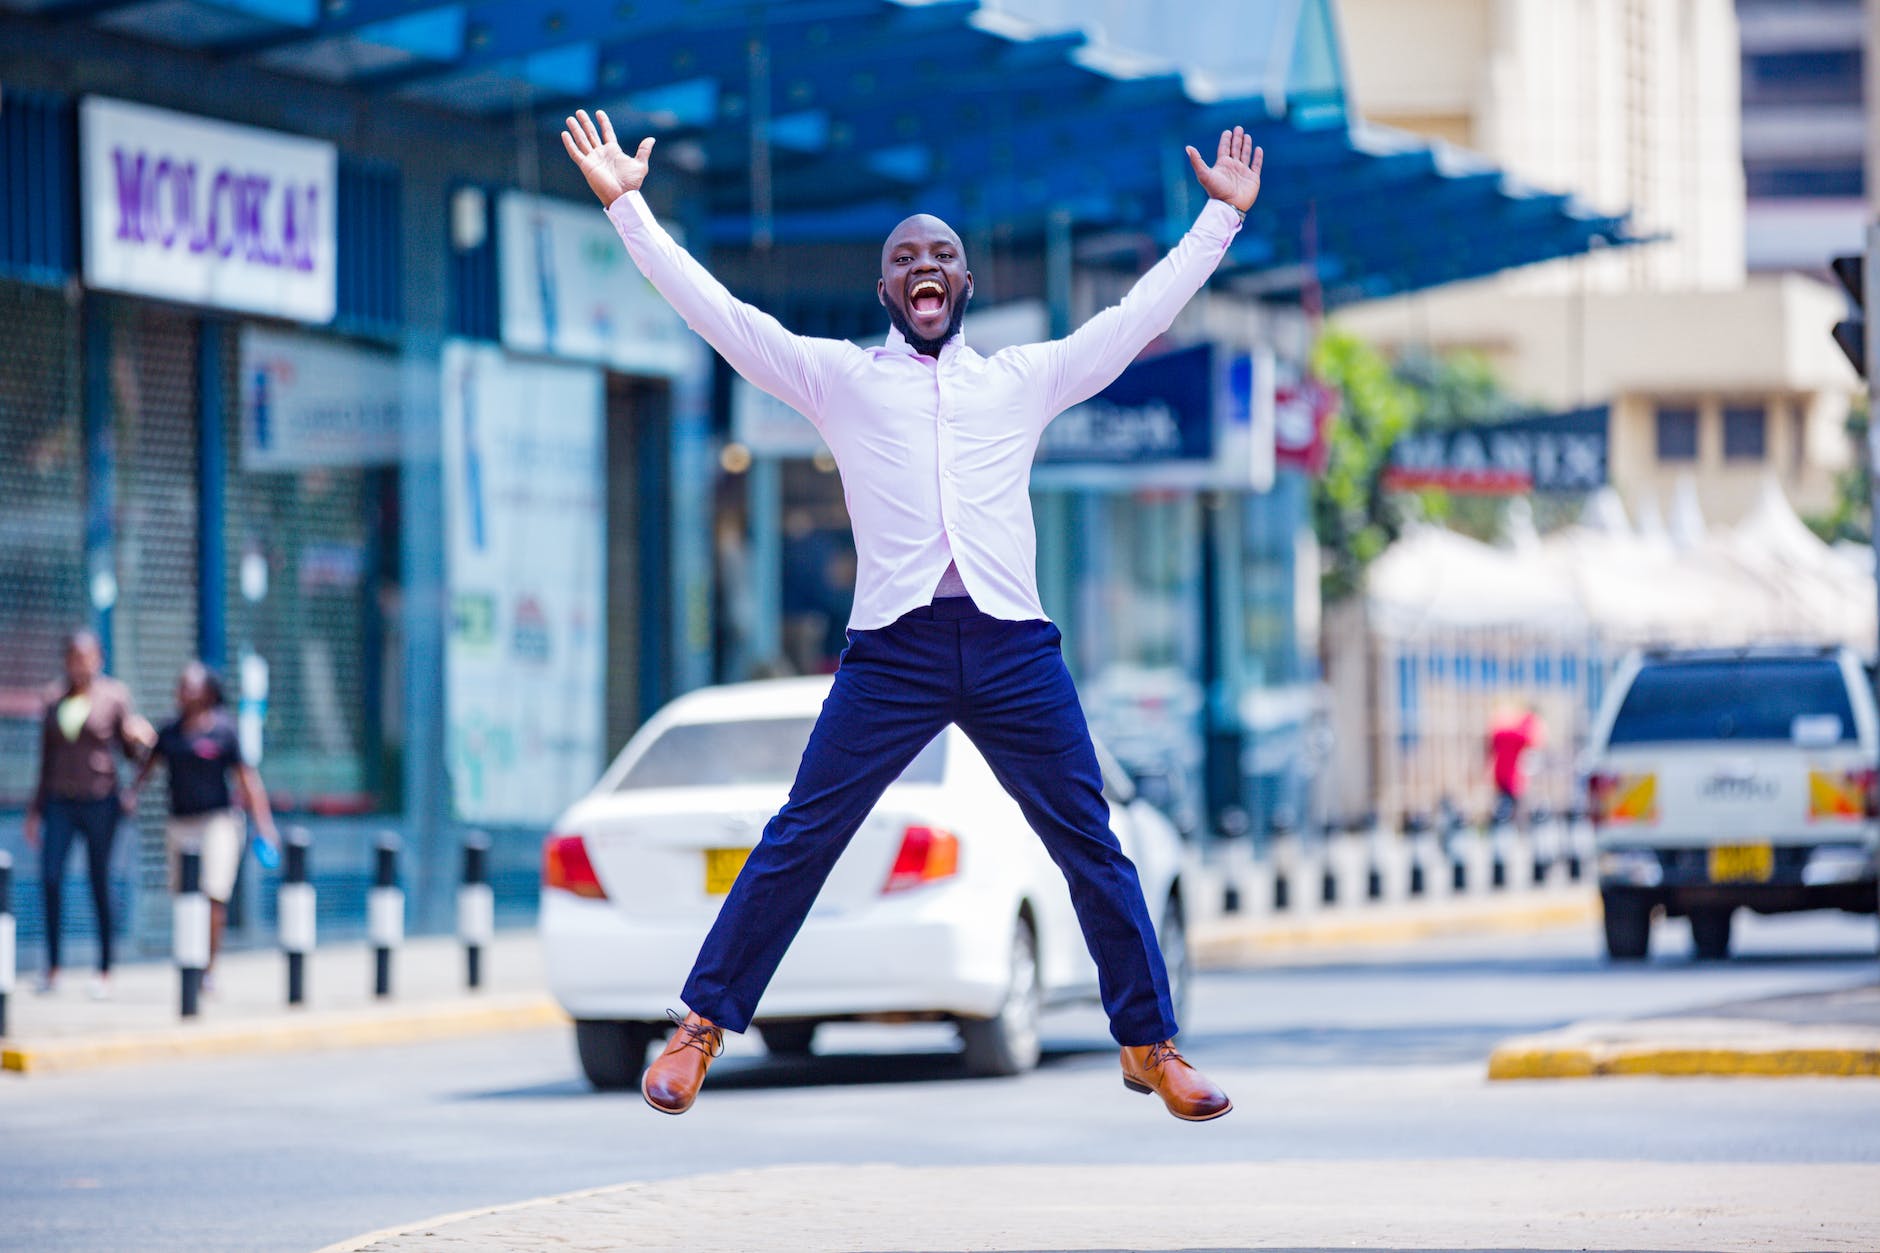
1186, 126, 1263, 213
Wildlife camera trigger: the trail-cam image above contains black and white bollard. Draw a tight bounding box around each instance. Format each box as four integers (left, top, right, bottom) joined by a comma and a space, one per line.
369, 833, 404, 1000
459, 833, 493, 990
279, 828, 315, 1006
0, 851, 15, 1038
175, 848, 210, 1018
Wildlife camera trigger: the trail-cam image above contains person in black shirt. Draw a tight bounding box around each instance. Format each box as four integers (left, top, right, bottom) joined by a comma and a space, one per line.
128, 661, 280, 980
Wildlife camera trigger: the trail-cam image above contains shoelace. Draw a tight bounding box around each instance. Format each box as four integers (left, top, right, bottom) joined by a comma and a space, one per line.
667, 1008, 725, 1058
1145, 1040, 1186, 1071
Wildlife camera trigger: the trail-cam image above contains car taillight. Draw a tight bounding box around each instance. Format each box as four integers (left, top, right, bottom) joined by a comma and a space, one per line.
1588, 771, 1655, 825
1808, 768, 1879, 820
543, 833, 607, 899
882, 825, 960, 894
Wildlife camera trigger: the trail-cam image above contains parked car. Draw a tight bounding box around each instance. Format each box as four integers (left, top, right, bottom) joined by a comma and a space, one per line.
541, 677, 1191, 1091
1584, 645, 1880, 960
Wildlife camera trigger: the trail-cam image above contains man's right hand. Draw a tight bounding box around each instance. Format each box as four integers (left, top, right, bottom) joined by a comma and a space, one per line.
562, 109, 654, 207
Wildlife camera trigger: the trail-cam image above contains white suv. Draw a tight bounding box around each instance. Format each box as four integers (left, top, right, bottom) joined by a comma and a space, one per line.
1585, 646, 1880, 960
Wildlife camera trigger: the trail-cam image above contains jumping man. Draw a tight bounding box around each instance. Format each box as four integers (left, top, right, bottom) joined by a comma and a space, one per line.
562, 107, 1261, 1121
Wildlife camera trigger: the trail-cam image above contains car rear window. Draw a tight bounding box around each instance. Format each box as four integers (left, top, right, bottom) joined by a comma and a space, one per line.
1607, 659, 1859, 745
615, 718, 947, 790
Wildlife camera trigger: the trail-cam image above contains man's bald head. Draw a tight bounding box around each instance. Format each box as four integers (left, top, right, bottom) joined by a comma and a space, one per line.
878, 214, 972, 360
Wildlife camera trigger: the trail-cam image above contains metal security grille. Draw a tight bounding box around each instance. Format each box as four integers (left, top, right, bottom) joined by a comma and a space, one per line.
104, 296, 201, 950
0, 279, 84, 817
220, 326, 383, 814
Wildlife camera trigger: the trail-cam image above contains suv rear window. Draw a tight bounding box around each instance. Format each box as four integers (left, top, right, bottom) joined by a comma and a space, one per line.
615, 718, 947, 790
1608, 659, 1858, 745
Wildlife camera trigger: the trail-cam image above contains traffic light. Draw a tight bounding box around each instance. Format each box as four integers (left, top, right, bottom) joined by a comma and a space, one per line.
1833, 252, 1865, 378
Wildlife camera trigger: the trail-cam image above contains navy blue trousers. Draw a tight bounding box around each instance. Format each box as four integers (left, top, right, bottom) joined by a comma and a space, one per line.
682, 597, 1179, 1046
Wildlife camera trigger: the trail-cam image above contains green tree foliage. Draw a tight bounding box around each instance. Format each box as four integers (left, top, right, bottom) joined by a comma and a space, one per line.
1308, 329, 1419, 602
1309, 330, 1533, 601
1804, 406, 1871, 544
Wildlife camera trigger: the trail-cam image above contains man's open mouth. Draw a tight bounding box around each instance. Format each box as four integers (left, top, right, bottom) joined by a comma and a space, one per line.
908, 277, 947, 317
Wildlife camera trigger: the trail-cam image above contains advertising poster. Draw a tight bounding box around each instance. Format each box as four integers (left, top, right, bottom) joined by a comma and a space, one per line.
497, 190, 695, 377
441, 340, 606, 825
239, 326, 403, 470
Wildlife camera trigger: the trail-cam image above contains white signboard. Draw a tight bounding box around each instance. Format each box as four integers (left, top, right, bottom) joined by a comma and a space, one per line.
498, 190, 694, 377
441, 340, 606, 825
239, 326, 402, 470
80, 97, 337, 323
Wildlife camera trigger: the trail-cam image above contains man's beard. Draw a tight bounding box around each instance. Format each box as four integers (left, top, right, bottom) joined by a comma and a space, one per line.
887, 289, 969, 355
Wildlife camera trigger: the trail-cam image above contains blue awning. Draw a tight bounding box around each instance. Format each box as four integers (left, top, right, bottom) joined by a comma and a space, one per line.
25, 0, 1640, 305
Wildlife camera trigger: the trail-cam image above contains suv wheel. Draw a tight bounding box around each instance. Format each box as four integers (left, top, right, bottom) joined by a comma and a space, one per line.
1602, 889, 1652, 961
1689, 907, 1733, 960
574, 1019, 661, 1090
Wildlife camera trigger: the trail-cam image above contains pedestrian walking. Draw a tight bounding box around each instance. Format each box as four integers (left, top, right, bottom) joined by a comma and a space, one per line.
1488, 702, 1546, 828
24, 630, 153, 998
127, 662, 280, 984
562, 107, 1262, 1121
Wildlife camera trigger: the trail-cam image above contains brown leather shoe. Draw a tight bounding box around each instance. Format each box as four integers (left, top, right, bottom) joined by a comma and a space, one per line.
1120, 1040, 1232, 1122
642, 1010, 725, 1115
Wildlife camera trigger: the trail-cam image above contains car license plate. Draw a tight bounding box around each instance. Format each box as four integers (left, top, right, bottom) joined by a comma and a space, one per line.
704, 848, 751, 896
1708, 844, 1773, 883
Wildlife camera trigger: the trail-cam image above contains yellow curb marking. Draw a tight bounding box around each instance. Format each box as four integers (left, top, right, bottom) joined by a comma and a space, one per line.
1194, 894, 1597, 967
2, 997, 568, 1076
1488, 1044, 1880, 1080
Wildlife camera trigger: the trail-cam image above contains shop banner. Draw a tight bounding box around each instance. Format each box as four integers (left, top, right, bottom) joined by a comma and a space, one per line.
1384, 407, 1610, 494
1040, 344, 1215, 465
239, 326, 402, 470
80, 97, 337, 323
441, 341, 606, 825
497, 190, 694, 376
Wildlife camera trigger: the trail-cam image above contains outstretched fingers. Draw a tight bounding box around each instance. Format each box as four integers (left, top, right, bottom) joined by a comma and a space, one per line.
636, 136, 656, 164
564, 116, 591, 156
577, 108, 603, 150
1185, 144, 1208, 179
597, 109, 618, 147
1216, 128, 1232, 165
1248, 144, 1264, 177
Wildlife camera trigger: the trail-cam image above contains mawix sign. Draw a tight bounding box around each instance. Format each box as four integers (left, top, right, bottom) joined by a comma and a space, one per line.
1383, 406, 1609, 494
80, 97, 337, 323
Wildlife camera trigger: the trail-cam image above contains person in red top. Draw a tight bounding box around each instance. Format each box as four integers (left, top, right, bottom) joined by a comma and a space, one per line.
1488, 704, 1545, 828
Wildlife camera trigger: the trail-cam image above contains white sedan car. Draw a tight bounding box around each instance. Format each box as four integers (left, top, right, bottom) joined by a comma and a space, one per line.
541, 677, 1192, 1090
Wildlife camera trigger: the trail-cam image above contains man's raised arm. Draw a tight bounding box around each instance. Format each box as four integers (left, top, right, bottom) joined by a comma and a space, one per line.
562, 109, 836, 423
1029, 128, 1264, 419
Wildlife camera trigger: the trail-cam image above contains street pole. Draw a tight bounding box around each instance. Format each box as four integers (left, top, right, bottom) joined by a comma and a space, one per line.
1867, 222, 1880, 700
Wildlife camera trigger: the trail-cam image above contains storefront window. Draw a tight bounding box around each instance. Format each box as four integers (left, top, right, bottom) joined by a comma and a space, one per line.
1074, 491, 1207, 829
779, 456, 855, 676
224, 328, 401, 814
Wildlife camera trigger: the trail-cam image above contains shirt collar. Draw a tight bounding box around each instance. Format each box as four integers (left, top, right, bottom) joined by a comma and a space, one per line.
883, 322, 968, 365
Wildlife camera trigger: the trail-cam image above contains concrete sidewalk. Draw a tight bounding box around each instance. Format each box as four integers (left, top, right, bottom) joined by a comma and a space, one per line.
1490, 980, 1880, 1079
320, 1161, 1880, 1252
1, 930, 562, 1074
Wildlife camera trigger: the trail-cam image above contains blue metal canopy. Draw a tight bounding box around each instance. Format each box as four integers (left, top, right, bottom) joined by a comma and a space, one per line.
5, 0, 1639, 305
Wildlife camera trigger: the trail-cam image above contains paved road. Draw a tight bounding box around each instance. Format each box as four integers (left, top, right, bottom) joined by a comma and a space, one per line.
4, 911, 1877, 1253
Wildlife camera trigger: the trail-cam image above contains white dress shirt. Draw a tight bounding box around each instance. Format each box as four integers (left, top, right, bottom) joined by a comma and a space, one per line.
606, 191, 1242, 630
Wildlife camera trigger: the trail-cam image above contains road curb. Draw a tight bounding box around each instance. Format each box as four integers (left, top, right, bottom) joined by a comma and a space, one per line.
313, 1180, 626, 1253
1, 995, 568, 1076
1488, 1040, 1880, 1080
1193, 891, 1597, 967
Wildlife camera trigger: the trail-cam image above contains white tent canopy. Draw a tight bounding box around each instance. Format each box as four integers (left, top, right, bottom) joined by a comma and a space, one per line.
1366, 477, 1876, 649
